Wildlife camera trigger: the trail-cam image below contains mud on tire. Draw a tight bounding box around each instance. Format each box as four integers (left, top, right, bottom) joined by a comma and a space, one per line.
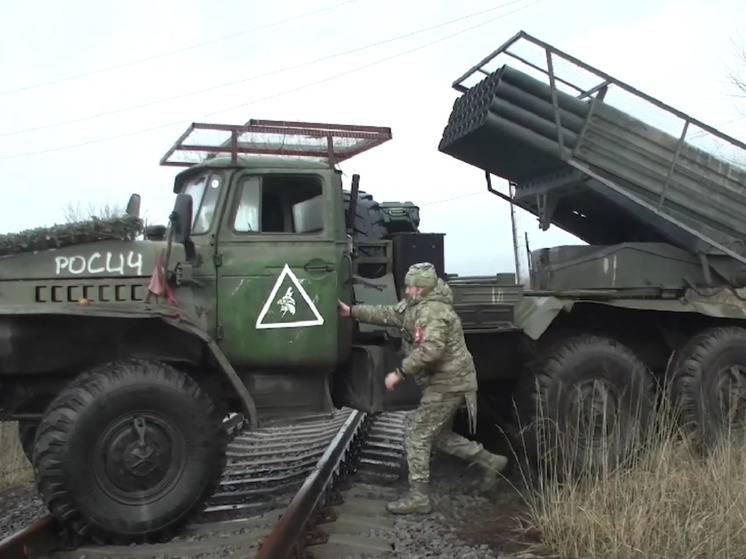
515, 334, 656, 475
33, 359, 227, 545
671, 326, 746, 450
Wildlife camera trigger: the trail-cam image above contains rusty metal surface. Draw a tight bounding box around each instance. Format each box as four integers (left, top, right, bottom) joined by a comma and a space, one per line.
254, 410, 366, 559
159, 119, 392, 167
0, 515, 60, 559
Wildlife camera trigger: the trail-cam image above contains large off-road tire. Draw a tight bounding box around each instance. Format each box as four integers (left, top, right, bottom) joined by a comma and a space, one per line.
33, 359, 227, 545
515, 334, 657, 475
671, 326, 746, 450
665, 329, 713, 384
343, 189, 388, 243
343, 189, 388, 278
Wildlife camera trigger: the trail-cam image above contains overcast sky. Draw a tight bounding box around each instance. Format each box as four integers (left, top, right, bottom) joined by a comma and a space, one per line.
1, 0, 745, 277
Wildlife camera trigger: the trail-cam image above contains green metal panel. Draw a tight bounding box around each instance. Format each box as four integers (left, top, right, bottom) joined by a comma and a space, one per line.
0, 239, 161, 283
530, 242, 710, 291
352, 271, 400, 338
378, 201, 420, 233
449, 278, 524, 305
575, 101, 746, 240
213, 169, 341, 369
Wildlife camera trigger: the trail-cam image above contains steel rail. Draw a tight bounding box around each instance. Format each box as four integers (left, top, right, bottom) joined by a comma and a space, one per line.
254, 410, 366, 559
0, 515, 60, 559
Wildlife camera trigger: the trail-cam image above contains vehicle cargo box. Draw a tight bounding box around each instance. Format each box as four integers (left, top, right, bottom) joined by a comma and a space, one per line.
529, 242, 708, 291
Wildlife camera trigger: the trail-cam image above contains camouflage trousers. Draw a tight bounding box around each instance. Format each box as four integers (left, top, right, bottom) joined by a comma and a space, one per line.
406, 390, 484, 484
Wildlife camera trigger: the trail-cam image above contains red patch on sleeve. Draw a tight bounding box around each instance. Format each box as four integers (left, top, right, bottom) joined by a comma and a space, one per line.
414, 326, 423, 344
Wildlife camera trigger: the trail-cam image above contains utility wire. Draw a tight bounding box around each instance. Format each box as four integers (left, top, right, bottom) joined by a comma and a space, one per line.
1, 0, 528, 137
0, 0, 361, 96
0, 0, 543, 161
688, 115, 745, 139
420, 191, 486, 206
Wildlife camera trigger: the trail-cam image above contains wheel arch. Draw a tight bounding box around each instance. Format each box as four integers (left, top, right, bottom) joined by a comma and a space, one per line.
520, 297, 746, 376
0, 307, 259, 425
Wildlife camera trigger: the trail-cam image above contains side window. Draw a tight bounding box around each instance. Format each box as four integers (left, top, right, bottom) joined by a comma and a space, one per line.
182, 175, 207, 230
233, 177, 261, 232
232, 175, 324, 235
192, 174, 222, 235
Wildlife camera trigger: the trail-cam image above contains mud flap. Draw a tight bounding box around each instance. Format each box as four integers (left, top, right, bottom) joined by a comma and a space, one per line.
331, 344, 421, 413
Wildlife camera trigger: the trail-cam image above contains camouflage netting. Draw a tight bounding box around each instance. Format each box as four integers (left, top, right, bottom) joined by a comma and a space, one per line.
0, 215, 145, 257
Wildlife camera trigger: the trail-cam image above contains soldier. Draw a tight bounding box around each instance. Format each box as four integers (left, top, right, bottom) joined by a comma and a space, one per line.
338, 262, 508, 514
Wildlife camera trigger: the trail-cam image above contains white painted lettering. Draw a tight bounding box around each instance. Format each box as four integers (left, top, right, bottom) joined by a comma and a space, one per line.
88, 252, 105, 274
53, 251, 145, 276
127, 251, 143, 276
68, 255, 87, 274
55, 256, 69, 275
106, 253, 125, 275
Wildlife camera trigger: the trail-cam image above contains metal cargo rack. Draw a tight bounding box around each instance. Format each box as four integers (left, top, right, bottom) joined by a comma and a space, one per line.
440, 30, 746, 265
160, 119, 393, 168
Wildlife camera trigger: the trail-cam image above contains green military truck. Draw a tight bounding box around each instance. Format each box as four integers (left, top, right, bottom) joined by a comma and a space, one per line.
3, 30, 746, 545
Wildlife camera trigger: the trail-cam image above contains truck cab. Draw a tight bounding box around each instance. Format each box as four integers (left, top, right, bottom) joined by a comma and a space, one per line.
159, 120, 421, 422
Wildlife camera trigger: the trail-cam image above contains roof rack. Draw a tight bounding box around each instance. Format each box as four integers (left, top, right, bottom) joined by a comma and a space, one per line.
159, 119, 393, 168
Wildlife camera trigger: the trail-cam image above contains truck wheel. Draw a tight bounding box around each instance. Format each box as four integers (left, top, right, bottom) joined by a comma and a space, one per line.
343, 189, 388, 278
343, 189, 387, 242
665, 329, 712, 382
33, 359, 227, 545
516, 335, 656, 475
671, 326, 746, 450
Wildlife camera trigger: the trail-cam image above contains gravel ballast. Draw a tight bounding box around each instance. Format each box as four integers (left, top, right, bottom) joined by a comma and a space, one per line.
0, 413, 542, 558
358, 453, 538, 559
0, 482, 47, 541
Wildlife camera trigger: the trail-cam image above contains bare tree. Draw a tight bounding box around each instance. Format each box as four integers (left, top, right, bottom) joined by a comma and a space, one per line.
726, 35, 746, 104
720, 36, 746, 172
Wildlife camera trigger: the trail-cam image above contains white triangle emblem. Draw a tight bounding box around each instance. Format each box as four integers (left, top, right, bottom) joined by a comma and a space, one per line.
255, 264, 325, 329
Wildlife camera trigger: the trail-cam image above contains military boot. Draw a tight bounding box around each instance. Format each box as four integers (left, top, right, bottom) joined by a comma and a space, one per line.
386, 480, 432, 515
470, 449, 508, 491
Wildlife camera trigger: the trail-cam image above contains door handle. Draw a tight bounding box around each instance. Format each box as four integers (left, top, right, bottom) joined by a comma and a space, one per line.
305, 263, 335, 273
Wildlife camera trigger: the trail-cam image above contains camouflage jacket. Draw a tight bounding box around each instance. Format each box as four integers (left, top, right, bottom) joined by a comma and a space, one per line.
351, 279, 477, 394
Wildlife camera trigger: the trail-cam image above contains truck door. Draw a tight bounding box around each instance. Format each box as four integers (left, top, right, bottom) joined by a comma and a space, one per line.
214, 171, 339, 370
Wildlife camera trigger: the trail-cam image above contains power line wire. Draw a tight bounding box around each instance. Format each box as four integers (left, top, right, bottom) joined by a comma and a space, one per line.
420, 191, 485, 206
688, 115, 745, 139
0, 0, 361, 96
1, 0, 528, 137
0, 0, 543, 161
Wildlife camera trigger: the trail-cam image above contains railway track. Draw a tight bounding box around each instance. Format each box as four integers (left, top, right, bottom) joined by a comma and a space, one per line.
0, 409, 410, 559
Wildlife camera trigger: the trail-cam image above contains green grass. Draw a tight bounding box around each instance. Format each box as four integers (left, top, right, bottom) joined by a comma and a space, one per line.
513, 390, 746, 558
0, 422, 33, 489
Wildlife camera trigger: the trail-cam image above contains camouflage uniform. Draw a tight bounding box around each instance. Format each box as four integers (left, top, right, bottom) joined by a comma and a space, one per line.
351, 263, 508, 514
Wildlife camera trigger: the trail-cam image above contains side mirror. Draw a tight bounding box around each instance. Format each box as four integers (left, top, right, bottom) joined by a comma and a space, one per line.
126, 193, 141, 217
171, 193, 193, 244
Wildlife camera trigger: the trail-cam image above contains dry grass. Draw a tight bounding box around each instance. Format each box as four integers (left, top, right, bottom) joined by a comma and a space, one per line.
0, 422, 33, 489
515, 392, 746, 559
